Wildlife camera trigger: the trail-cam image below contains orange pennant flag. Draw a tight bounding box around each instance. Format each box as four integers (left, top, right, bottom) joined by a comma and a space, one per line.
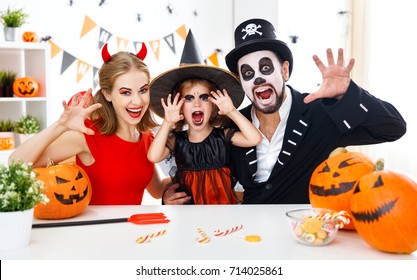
116, 37, 129, 51
207, 52, 219, 67
176, 24, 187, 40
80, 16, 97, 38
76, 59, 91, 83
149, 39, 161, 61
48, 40, 62, 58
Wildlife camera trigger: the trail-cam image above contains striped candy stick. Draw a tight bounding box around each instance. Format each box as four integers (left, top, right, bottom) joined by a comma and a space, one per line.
312, 210, 351, 229
136, 229, 167, 244
196, 228, 210, 243
213, 225, 243, 236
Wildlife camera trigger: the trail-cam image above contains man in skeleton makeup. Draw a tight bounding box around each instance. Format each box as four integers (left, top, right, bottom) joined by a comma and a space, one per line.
222, 18, 407, 204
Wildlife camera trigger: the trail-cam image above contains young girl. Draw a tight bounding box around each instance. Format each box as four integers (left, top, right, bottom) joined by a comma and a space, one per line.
9, 43, 171, 205
148, 75, 262, 204
148, 31, 261, 205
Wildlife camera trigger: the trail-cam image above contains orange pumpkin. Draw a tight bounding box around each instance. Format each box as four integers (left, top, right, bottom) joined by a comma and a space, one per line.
22, 31, 38, 42
13, 77, 40, 97
0, 132, 15, 150
309, 151, 374, 230
34, 161, 92, 219
350, 160, 417, 254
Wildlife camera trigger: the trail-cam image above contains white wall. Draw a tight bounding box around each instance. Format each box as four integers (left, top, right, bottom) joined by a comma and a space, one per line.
351, 0, 417, 180
0, 0, 235, 123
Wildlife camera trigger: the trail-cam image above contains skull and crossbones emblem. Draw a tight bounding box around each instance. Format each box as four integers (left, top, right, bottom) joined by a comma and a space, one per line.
241, 23, 263, 40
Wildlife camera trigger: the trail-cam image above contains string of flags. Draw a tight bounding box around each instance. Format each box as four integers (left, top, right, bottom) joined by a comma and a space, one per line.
49, 15, 220, 86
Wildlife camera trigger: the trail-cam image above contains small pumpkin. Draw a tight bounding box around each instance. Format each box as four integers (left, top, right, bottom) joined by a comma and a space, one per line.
309, 150, 374, 230
0, 132, 15, 150
22, 31, 38, 42
34, 160, 92, 219
13, 77, 40, 98
350, 160, 417, 254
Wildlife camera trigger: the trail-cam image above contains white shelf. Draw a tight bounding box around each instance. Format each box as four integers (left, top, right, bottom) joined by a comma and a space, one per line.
0, 97, 47, 102
0, 42, 50, 165
0, 150, 12, 166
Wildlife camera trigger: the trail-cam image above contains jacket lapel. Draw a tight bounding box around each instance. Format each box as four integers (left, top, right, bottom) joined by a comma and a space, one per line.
240, 87, 311, 180
270, 87, 310, 175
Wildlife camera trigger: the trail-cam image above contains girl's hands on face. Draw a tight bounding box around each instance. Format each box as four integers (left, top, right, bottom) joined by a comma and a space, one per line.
60, 88, 102, 135
161, 93, 185, 124
209, 89, 235, 115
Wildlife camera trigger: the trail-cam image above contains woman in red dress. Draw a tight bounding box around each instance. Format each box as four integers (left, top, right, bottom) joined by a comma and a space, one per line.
9, 44, 171, 205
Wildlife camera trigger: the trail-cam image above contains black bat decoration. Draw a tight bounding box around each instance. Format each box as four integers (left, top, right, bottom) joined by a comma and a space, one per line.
167, 4, 174, 14
40, 35, 52, 42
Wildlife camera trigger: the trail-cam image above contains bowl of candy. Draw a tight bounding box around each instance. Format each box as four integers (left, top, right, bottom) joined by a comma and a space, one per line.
286, 208, 350, 246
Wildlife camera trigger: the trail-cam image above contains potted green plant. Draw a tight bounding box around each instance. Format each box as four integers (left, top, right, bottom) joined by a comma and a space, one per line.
0, 161, 49, 251
0, 118, 15, 150
0, 6, 29, 41
14, 115, 40, 134
0, 69, 17, 97
14, 114, 40, 144
0, 70, 5, 97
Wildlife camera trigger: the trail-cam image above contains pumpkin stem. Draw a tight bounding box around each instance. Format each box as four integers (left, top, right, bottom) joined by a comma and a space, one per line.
329, 147, 349, 158
374, 158, 385, 171
46, 158, 56, 168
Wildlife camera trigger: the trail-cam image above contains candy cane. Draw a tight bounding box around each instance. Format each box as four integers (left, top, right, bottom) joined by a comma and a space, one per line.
213, 225, 243, 236
312, 210, 351, 229
196, 228, 210, 243
136, 229, 167, 244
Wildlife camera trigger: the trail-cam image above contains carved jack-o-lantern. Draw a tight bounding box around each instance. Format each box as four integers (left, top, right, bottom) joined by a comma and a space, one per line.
22, 31, 38, 42
309, 151, 374, 230
350, 160, 417, 254
34, 161, 92, 219
0, 132, 15, 150
13, 77, 40, 98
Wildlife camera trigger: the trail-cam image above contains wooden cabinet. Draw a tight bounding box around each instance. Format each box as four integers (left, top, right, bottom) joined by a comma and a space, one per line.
0, 42, 50, 165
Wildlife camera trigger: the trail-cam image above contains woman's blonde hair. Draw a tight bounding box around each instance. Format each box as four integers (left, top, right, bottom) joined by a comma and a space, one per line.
91, 52, 158, 134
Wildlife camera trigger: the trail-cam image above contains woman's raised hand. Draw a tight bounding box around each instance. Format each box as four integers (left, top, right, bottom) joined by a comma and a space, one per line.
59, 88, 102, 135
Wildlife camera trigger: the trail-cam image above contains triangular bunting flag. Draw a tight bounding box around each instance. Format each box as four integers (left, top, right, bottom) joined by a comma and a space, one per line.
163, 33, 176, 54
61, 51, 77, 74
98, 28, 112, 49
76, 59, 91, 83
116, 37, 129, 51
149, 39, 161, 61
176, 24, 187, 40
48, 40, 62, 58
93, 67, 99, 89
80, 16, 97, 38
207, 52, 219, 66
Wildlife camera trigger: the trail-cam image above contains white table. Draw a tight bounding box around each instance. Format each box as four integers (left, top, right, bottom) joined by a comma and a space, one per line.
1, 204, 416, 260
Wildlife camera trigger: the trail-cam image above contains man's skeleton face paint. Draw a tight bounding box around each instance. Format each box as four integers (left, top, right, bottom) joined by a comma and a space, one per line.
238, 50, 286, 114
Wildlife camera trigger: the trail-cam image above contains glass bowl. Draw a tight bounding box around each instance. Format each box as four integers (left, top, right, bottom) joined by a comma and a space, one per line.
286, 208, 340, 246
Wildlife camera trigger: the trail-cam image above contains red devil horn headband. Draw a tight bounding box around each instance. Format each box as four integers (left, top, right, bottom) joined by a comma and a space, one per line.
101, 42, 147, 63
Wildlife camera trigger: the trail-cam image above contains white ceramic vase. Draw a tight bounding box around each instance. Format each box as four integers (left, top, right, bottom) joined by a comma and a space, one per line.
17, 133, 34, 145
0, 208, 34, 251
3, 27, 20, 42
